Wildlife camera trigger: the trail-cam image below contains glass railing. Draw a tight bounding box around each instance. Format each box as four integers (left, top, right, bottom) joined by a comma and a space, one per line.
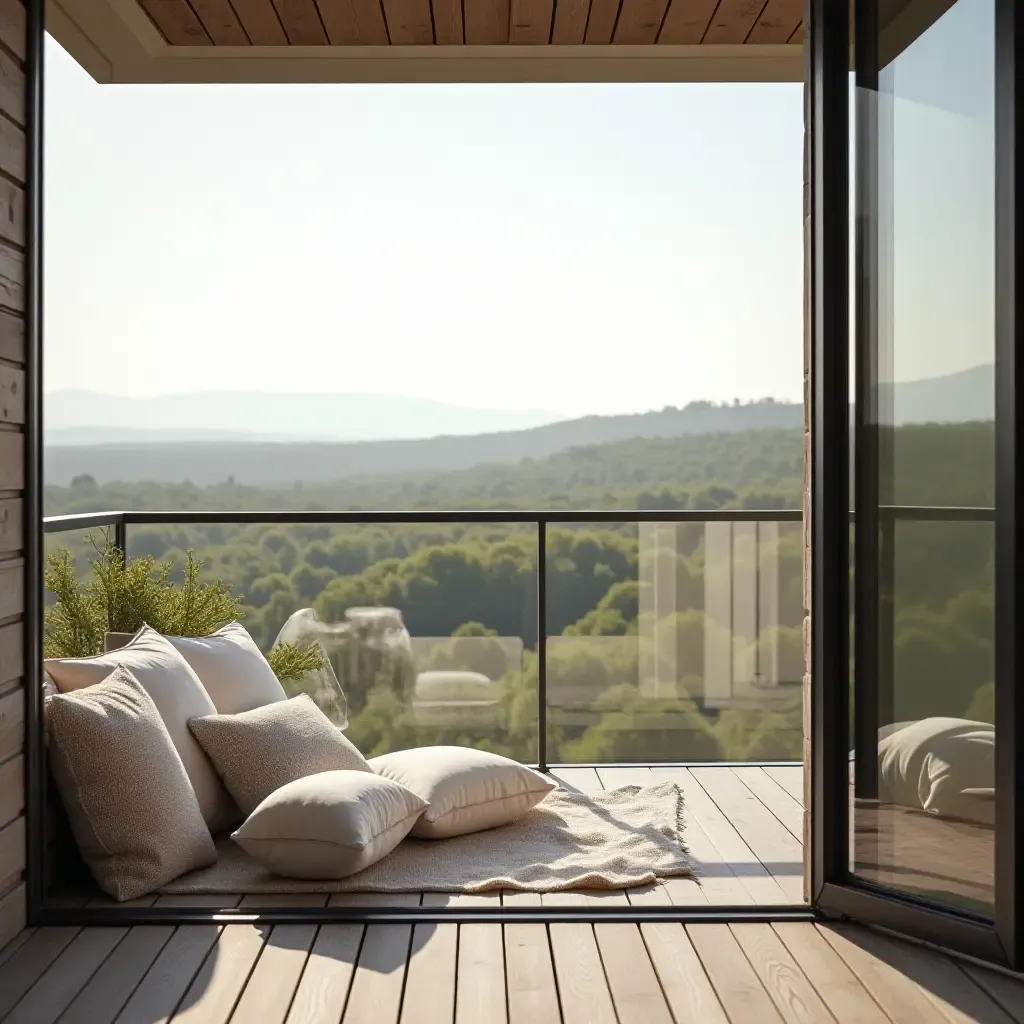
42, 506, 990, 767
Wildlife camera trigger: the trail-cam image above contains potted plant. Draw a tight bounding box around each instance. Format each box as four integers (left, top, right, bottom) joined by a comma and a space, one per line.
43, 536, 325, 683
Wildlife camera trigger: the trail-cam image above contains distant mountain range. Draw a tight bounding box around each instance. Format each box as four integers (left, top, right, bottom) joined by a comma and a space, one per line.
44, 392, 563, 446
43, 364, 995, 487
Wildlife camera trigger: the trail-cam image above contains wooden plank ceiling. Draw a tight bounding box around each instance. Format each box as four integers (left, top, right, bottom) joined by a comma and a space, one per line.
137, 0, 806, 47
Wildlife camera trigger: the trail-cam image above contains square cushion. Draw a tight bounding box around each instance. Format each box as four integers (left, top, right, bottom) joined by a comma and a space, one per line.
189, 694, 374, 817
232, 770, 428, 879
369, 746, 555, 839
45, 625, 235, 833
46, 665, 217, 901
164, 622, 287, 715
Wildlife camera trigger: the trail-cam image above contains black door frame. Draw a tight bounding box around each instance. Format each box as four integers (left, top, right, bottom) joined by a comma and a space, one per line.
809, 0, 1024, 969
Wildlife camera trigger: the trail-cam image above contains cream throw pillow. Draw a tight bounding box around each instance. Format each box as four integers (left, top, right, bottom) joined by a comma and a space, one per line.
369, 746, 555, 839
164, 622, 287, 714
233, 770, 428, 879
44, 625, 234, 833
46, 665, 217, 901
879, 716, 995, 823
189, 694, 373, 817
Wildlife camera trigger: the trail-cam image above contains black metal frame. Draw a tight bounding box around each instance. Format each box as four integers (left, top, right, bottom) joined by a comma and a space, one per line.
23, 0, 46, 929
811, 0, 1024, 970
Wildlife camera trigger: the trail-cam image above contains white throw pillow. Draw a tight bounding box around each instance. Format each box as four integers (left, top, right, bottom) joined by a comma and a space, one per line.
232, 771, 428, 879
165, 622, 286, 714
369, 746, 555, 839
45, 625, 235, 833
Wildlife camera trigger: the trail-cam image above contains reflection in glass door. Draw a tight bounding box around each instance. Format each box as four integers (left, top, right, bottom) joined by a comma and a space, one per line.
811, 0, 1024, 968
850, 0, 996, 918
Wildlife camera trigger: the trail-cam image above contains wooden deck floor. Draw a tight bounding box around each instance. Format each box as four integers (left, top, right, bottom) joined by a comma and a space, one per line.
563, 765, 807, 906
46, 766, 807, 911
4, 905, 1024, 1021
4, 767, 1024, 1022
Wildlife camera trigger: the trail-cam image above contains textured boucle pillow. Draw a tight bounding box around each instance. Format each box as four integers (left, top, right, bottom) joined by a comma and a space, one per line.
189, 694, 373, 817
46, 665, 217, 901
45, 625, 234, 832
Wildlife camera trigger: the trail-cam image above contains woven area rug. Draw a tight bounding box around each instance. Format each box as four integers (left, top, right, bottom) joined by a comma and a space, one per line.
159, 782, 692, 895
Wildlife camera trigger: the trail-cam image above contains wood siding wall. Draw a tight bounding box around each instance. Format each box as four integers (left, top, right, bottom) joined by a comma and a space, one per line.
0, 0, 26, 951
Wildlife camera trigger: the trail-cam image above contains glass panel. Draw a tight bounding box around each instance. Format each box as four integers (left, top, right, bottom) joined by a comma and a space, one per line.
120, 521, 537, 761
851, 0, 995, 915
544, 517, 804, 763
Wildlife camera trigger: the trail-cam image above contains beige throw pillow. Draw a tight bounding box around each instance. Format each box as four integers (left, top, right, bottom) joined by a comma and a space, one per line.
233, 771, 428, 879
369, 746, 555, 839
46, 665, 217, 901
45, 625, 234, 833
189, 694, 373, 817
164, 622, 287, 715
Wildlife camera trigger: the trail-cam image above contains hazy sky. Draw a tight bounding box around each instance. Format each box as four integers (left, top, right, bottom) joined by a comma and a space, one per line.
41, 0, 993, 420
42, 38, 805, 418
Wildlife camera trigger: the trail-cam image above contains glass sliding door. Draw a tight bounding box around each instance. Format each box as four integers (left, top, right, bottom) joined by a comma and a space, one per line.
809, 0, 1024, 967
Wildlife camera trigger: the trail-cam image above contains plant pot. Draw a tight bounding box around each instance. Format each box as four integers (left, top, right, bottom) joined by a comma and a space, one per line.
104, 631, 135, 653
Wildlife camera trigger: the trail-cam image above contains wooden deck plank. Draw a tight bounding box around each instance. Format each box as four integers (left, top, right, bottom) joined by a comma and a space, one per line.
594, 923, 674, 1024
663, 875, 710, 905
0, 925, 80, 1017
503, 891, 544, 906
829, 925, 1017, 1024
283, 924, 363, 1024
548, 922, 617, 1024
653, 768, 788, 905
623, 883, 672, 905
764, 765, 804, 804
113, 925, 224, 1024
691, 766, 804, 903
0, 925, 34, 969
58, 925, 174, 1024
455, 923, 506, 1024
640, 921, 729, 1024
686, 923, 786, 1023
229, 925, 318, 1023
342, 924, 413, 1023
171, 924, 270, 1024
731, 923, 838, 1023
505, 921, 561, 1024
594, 766, 653, 790
3, 926, 128, 1024
548, 767, 602, 792
670, 800, 751, 905
421, 891, 501, 906
732, 766, 805, 840
817, 924, 952, 1024
399, 923, 458, 1024
772, 922, 890, 1024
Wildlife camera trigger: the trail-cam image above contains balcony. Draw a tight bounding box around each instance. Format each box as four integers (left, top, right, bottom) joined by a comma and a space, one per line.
5, 504, 1015, 1021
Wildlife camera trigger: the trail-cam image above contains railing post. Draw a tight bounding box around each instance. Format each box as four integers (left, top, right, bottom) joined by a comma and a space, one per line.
537, 519, 547, 772
114, 516, 128, 566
